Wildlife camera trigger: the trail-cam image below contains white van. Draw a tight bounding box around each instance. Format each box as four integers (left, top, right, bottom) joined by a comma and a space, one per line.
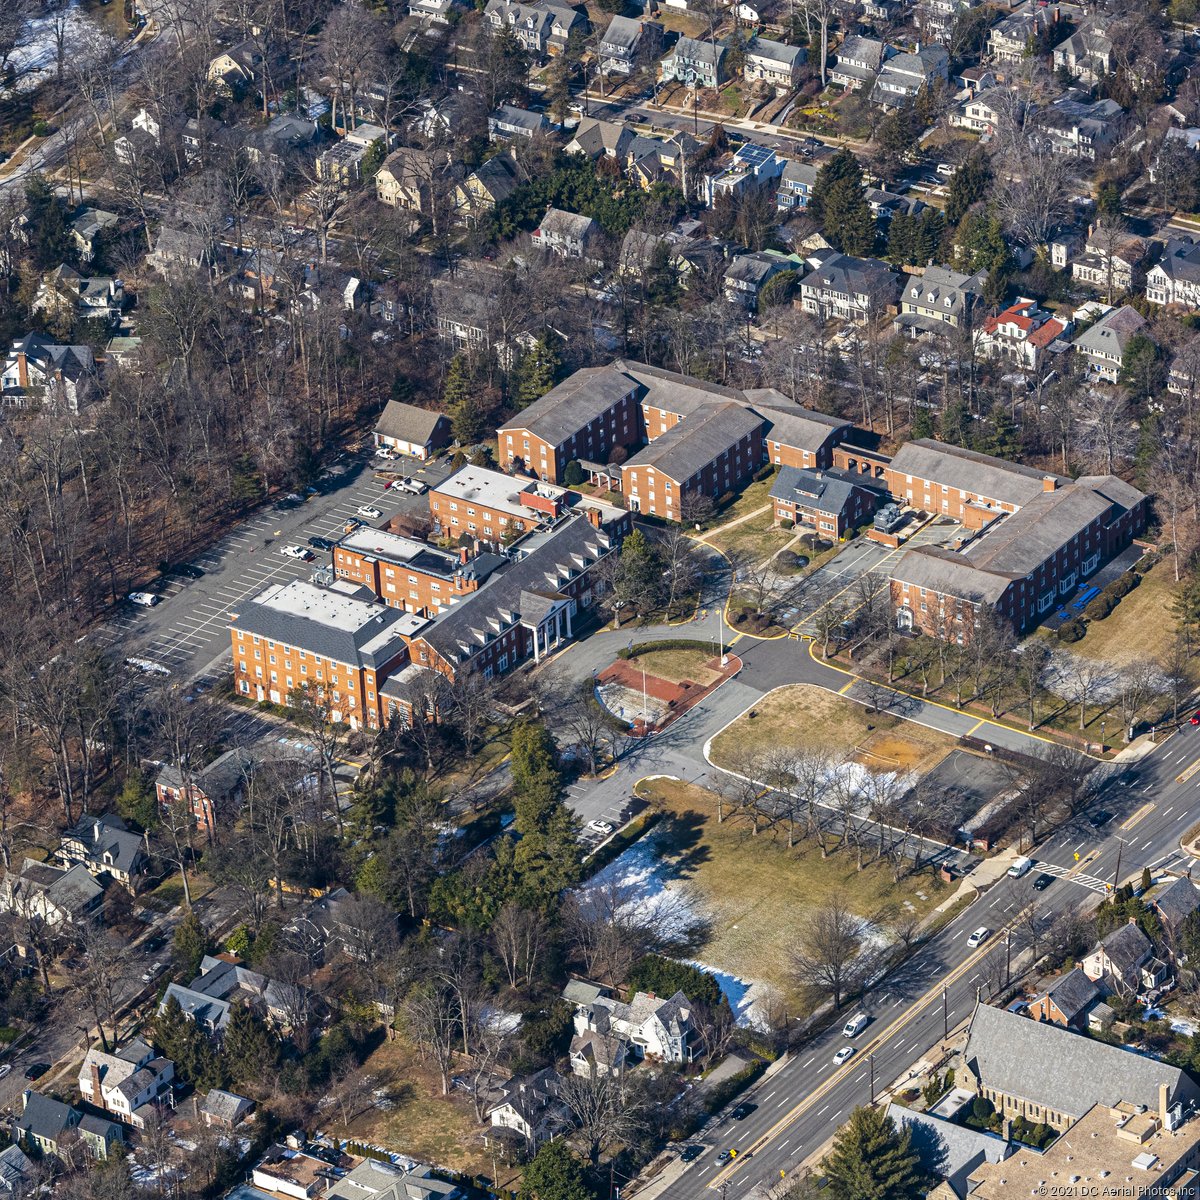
1007, 856, 1034, 878
842, 1012, 869, 1038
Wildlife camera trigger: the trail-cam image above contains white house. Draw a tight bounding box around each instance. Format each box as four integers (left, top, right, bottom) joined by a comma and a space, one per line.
78, 1041, 175, 1130
570, 989, 696, 1063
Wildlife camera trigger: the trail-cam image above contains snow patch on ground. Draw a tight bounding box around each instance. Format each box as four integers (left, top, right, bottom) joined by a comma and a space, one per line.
685, 960, 777, 1031
11, 2, 117, 94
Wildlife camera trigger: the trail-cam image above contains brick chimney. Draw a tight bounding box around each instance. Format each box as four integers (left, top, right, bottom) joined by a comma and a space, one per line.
90, 1062, 104, 1108
460, 546, 470, 565
16, 352, 28, 390
1042, 476, 1058, 493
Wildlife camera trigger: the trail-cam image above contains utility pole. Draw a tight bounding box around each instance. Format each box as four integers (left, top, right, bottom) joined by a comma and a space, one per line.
1004, 929, 1012, 989
1113, 838, 1123, 894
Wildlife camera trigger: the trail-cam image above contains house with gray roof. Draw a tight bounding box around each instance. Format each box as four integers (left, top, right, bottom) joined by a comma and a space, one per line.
373, 401, 451, 461
895, 264, 988, 337
870, 44, 948, 109
68, 207, 118, 264
16, 1090, 123, 1161
723, 251, 796, 308
770, 465, 881, 537
325, 1156, 463, 1200
1150, 877, 1200, 957
960, 1001, 1200, 1131
486, 1067, 571, 1151
1028, 967, 1101, 1029
488, 105, 550, 141
989, 3, 1059, 65
572, 989, 696, 1063
156, 747, 255, 837
800, 252, 902, 323
1147, 237, 1200, 309
564, 117, 636, 161
1082, 922, 1156, 995
828, 36, 888, 90
1, 331, 97, 413
777, 158, 819, 212
531, 208, 602, 261
744, 37, 806, 93
661, 37, 728, 89
0, 1144, 33, 1196
199, 1088, 255, 1129
886, 1105, 1009, 1199
161, 953, 309, 1037
0, 858, 104, 927
79, 1040, 175, 1130
1033, 90, 1127, 161
1053, 18, 1113, 84
1073, 304, 1149, 383
58, 814, 148, 893
483, 0, 585, 59
599, 15, 662, 75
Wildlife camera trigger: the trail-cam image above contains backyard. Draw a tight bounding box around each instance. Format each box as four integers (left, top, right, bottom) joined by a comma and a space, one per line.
708, 683, 957, 775
628, 777, 945, 1014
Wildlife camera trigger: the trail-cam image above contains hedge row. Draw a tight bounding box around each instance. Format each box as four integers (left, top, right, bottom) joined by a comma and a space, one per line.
617, 639, 723, 659
1085, 570, 1141, 623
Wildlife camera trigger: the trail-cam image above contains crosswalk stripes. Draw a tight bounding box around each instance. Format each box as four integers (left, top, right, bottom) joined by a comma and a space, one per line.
1037, 862, 1110, 894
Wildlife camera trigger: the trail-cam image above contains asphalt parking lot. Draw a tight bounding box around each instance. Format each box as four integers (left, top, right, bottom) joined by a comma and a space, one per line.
94, 453, 453, 683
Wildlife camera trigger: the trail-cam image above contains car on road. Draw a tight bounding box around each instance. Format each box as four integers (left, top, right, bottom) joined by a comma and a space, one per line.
833, 1047, 855, 1066
0, 1065, 11, 1080
1191, 710, 1200, 726
128, 592, 160, 607
1087, 809, 1112, 829
144, 935, 165, 953
731, 1103, 755, 1120
716, 1150, 736, 1164
357, 505, 382, 520
281, 545, 314, 561
141, 962, 165, 984
967, 926, 990, 948
1032, 873, 1054, 891
23, 1063, 48, 1081
587, 820, 614, 835
679, 1145, 705, 1163
174, 563, 205, 579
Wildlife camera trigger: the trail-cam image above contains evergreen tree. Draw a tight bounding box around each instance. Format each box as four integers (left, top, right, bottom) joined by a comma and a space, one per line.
810, 149, 876, 255
945, 152, 991, 228
912, 210, 945, 266
443, 355, 472, 411
174, 910, 210, 979
911, 406, 935, 441
510, 719, 562, 818
809, 149, 860, 225
118, 766, 159, 831
885, 212, 914, 266
23, 174, 72, 270
823, 1106, 927, 1200
941, 398, 972, 448
1119, 333, 1163, 402
509, 720, 580, 904
520, 1140, 597, 1200
987, 401, 1020, 460
516, 332, 562, 407
222, 1003, 279, 1085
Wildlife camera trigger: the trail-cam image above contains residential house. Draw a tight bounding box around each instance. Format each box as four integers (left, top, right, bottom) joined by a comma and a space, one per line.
15, 1091, 123, 1162
1073, 304, 1148, 383
1, 333, 97, 411
955, 64, 996, 93
315, 139, 372, 187
599, 16, 663, 75
887, 1106, 1010, 1200
409, 0, 469, 22
976, 298, 1071, 371
486, 1068, 571, 1151
564, 117, 636, 161
68, 208, 118, 264
32, 265, 123, 327
482, 0, 587, 59
1150, 125, 1200, 184
626, 129, 696, 191
1146, 237, 1200, 309
1071, 232, 1152, 299
705, 142, 786, 205
531, 208, 602, 260
105, 335, 143, 371
412, 97, 467, 141
777, 159, 819, 211
252, 1145, 331, 1199
950, 85, 1010, 134
959, 1000, 1200, 1131
161, 953, 309, 1037
569, 1030, 629, 1077
291, 888, 399, 961
1053, 19, 1113, 84
0, 859, 104, 927
870, 44, 949, 109
373, 401, 451, 460
229, 578, 413, 727
895, 264, 987, 338
323, 1155, 463, 1200
723, 250, 797, 308
1082, 922, 1157, 995
828, 36, 889, 90
770, 465, 881, 537
113, 106, 165, 167
155, 748, 255, 838
799, 252, 902, 324
660, 37, 728, 89
78, 1040, 175, 1130
1149, 876, 1200, 962
452, 156, 520, 225
1033, 91, 1127, 160
488, 105, 550, 141
988, 3, 1058, 65
376, 148, 456, 215
146, 226, 215, 279
1026, 968, 1101, 1029
206, 39, 278, 98
743, 37, 807, 94
0, 1145, 33, 1198
199, 1088, 255, 1130
58, 814, 148, 893
571, 989, 696, 1062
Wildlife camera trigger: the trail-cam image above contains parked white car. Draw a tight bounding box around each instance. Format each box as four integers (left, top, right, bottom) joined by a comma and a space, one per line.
357, 505, 382, 519
281, 545, 314, 561
128, 592, 160, 607
374, 446, 398, 460
587, 820, 614, 835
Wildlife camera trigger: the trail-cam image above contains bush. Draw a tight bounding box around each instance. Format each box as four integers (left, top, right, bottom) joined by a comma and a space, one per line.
780, 519, 795, 531
971, 1096, 994, 1123
617, 638, 721, 659
752, 463, 775, 482
1134, 552, 1159, 574
563, 460, 586, 487
1057, 617, 1087, 643
716, 492, 736, 510
627, 955, 722, 1007
31, 119, 49, 138
1085, 593, 1118, 620
1106, 571, 1141, 600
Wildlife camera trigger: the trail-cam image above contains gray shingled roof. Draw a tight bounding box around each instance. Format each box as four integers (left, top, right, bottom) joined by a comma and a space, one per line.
1041, 967, 1100, 1021
602, 15, 644, 50
891, 546, 1016, 604
200, 1088, 254, 1124
964, 486, 1112, 575
1151, 876, 1200, 932
890, 438, 1061, 508
1154, 237, 1200, 284
963, 1003, 1200, 1121
62, 814, 145, 875
748, 37, 806, 69
17, 1092, 77, 1143
887, 1105, 1008, 1196
672, 36, 725, 66
1094, 922, 1152, 981
770, 466, 870, 517
803, 252, 900, 301
752, 399, 850, 454
621, 401, 763, 482
536, 207, 600, 242
1073, 305, 1148, 358
375, 400, 448, 446
502, 365, 637, 446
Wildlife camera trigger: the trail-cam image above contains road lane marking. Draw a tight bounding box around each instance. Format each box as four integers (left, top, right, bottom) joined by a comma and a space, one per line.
1120, 803, 1155, 831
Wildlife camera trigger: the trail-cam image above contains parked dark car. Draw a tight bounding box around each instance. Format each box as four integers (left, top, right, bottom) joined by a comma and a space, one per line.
23, 1063, 49, 1081
308, 536, 335, 551
175, 563, 205, 579
1032, 873, 1054, 891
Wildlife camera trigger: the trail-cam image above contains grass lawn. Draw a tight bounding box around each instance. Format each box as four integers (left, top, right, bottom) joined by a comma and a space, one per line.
708, 508, 796, 565
346, 1035, 510, 1185
627, 646, 722, 686
1066, 559, 1182, 670
709, 683, 955, 775
632, 777, 945, 1011
434, 723, 512, 791
653, 8, 710, 37
703, 474, 778, 531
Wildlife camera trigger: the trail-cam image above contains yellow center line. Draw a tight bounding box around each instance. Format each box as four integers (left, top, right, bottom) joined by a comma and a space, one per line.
1119, 802, 1155, 832
1067, 848, 1100, 878
707, 933, 998, 1188
838, 679, 855, 695
1177, 757, 1200, 784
